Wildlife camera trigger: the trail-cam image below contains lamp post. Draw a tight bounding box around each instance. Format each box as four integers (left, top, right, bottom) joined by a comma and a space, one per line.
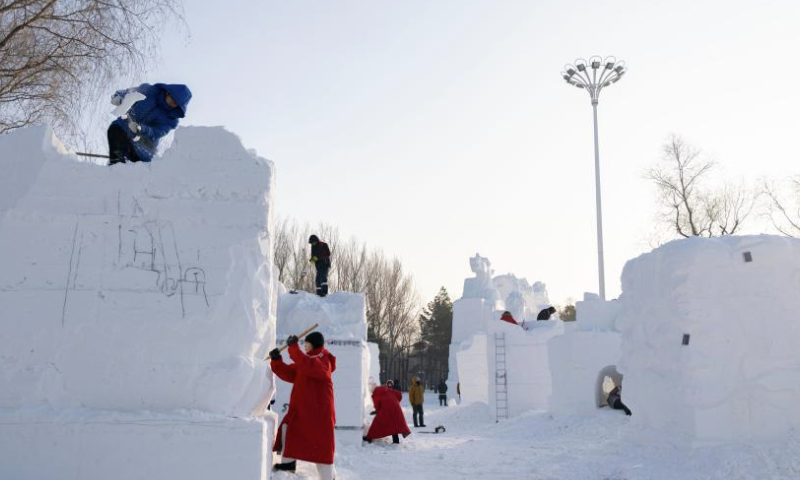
561, 56, 626, 301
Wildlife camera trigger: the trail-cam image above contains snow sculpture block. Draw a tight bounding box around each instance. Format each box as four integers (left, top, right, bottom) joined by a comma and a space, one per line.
455, 333, 489, 405
275, 291, 369, 429
0, 126, 278, 479
618, 235, 800, 444
548, 297, 623, 414
487, 320, 563, 420
0, 410, 271, 480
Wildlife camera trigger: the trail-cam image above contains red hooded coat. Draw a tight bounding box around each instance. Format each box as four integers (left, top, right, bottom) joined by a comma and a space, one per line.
270, 342, 337, 464
366, 386, 411, 440
500, 312, 518, 325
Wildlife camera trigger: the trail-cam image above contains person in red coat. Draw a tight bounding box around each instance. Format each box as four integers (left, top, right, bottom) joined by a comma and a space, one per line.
269, 331, 337, 480
500, 311, 519, 325
363, 380, 411, 444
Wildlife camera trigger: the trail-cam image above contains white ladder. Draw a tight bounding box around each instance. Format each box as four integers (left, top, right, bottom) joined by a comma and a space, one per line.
495, 332, 509, 422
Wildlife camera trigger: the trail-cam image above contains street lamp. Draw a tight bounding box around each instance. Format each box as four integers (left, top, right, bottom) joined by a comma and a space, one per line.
561, 56, 626, 301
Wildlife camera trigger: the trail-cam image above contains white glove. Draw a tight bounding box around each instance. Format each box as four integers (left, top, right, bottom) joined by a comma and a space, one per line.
111, 93, 124, 106
127, 118, 141, 134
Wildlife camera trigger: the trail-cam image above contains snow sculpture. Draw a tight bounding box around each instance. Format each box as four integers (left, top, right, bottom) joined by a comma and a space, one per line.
0, 126, 277, 479
448, 254, 555, 420
463, 253, 501, 304
548, 294, 623, 415
618, 235, 800, 444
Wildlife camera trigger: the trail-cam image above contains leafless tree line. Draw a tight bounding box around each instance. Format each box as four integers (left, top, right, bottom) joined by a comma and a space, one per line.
0, 0, 182, 142
274, 218, 421, 380
647, 135, 754, 239
647, 134, 800, 241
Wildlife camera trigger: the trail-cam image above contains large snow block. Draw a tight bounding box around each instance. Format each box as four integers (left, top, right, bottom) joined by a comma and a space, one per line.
618, 235, 800, 444
275, 292, 369, 429
548, 330, 621, 414
0, 408, 275, 480
488, 320, 563, 420
0, 126, 277, 416
456, 333, 489, 406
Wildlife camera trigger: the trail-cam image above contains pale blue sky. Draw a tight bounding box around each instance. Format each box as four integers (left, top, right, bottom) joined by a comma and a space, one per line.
133, 0, 800, 306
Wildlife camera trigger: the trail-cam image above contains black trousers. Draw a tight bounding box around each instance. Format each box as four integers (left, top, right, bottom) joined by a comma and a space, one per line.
412, 404, 424, 426
315, 265, 329, 297
439, 394, 447, 406
611, 398, 632, 416
107, 124, 141, 165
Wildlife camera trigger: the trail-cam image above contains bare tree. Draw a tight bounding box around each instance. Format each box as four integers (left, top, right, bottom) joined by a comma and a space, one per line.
647, 135, 753, 239
763, 178, 800, 237
0, 0, 182, 140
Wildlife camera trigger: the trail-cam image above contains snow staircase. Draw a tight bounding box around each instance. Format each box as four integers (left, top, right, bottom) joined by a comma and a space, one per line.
494, 332, 509, 422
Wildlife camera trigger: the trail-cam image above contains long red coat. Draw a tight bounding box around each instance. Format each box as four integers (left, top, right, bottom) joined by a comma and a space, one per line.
366, 386, 411, 440
270, 342, 337, 464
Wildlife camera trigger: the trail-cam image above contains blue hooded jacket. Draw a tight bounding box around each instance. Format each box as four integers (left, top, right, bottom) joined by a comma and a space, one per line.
112, 83, 192, 162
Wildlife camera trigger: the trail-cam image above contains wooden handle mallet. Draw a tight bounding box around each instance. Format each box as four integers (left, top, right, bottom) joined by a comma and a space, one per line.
266, 323, 320, 360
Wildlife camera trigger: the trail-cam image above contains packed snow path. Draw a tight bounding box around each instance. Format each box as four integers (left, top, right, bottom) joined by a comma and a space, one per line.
275, 399, 800, 480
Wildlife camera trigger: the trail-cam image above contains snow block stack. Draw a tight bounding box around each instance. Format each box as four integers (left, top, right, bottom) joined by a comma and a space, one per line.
275, 291, 370, 433
548, 295, 622, 415
449, 254, 557, 420
618, 235, 800, 444
0, 126, 278, 479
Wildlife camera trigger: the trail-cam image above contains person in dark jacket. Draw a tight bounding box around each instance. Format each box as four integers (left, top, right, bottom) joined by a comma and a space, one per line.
438, 380, 448, 406
537, 306, 557, 321
308, 235, 331, 297
607, 385, 631, 416
108, 83, 192, 165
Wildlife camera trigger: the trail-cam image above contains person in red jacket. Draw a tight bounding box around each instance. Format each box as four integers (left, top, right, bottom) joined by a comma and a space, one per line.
500, 311, 519, 325
363, 380, 411, 444
269, 331, 337, 480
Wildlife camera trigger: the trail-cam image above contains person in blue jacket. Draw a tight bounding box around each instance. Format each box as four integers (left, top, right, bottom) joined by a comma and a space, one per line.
107, 83, 192, 165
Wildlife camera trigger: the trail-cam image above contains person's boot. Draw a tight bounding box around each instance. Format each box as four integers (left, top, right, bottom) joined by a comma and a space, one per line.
273, 460, 296, 472
392, 434, 399, 444
362, 436, 372, 444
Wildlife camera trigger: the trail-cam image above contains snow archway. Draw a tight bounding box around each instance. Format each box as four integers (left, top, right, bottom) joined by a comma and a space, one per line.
596, 365, 622, 408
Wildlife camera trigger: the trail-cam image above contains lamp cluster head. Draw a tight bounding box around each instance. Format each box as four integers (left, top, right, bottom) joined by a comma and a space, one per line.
561, 56, 626, 103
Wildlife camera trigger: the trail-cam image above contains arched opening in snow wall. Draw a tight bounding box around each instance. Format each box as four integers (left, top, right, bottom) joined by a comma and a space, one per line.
595, 365, 622, 408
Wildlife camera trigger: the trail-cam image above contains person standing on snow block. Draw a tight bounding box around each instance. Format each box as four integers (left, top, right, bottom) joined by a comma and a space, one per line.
308, 234, 332, 297
409, 379, 426, 428
500, 311, 519, 325
438, 380, 448, 406
107, 83, 192, 165
363, 380, 411, 444
537, 306, 557, 321
268, 332, 337, 480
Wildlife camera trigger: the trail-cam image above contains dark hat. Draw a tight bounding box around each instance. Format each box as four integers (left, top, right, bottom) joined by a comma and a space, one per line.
308, 234, 319, 244
305, 331, 325, 349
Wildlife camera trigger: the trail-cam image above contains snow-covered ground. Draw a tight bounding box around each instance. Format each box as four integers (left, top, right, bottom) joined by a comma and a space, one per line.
276, 397, 800, 480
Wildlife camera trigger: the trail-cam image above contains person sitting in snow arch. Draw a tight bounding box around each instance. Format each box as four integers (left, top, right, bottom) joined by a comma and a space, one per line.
363, 380, 411, 444
606, 385, 632, 416
108, 83, 192, 165
268, 331, 337, 480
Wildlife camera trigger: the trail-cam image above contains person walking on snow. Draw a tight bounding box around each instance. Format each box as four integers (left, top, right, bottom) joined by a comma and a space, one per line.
438, 380, 448, 406
308, 235, 331, 297
409, 379, 426, 427
108, 83, 192, 165
363, 381, 411, 444
268, 332, 337, 480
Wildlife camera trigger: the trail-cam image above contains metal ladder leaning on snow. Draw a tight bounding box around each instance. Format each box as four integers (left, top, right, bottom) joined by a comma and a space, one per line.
494, 332, 509, 422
